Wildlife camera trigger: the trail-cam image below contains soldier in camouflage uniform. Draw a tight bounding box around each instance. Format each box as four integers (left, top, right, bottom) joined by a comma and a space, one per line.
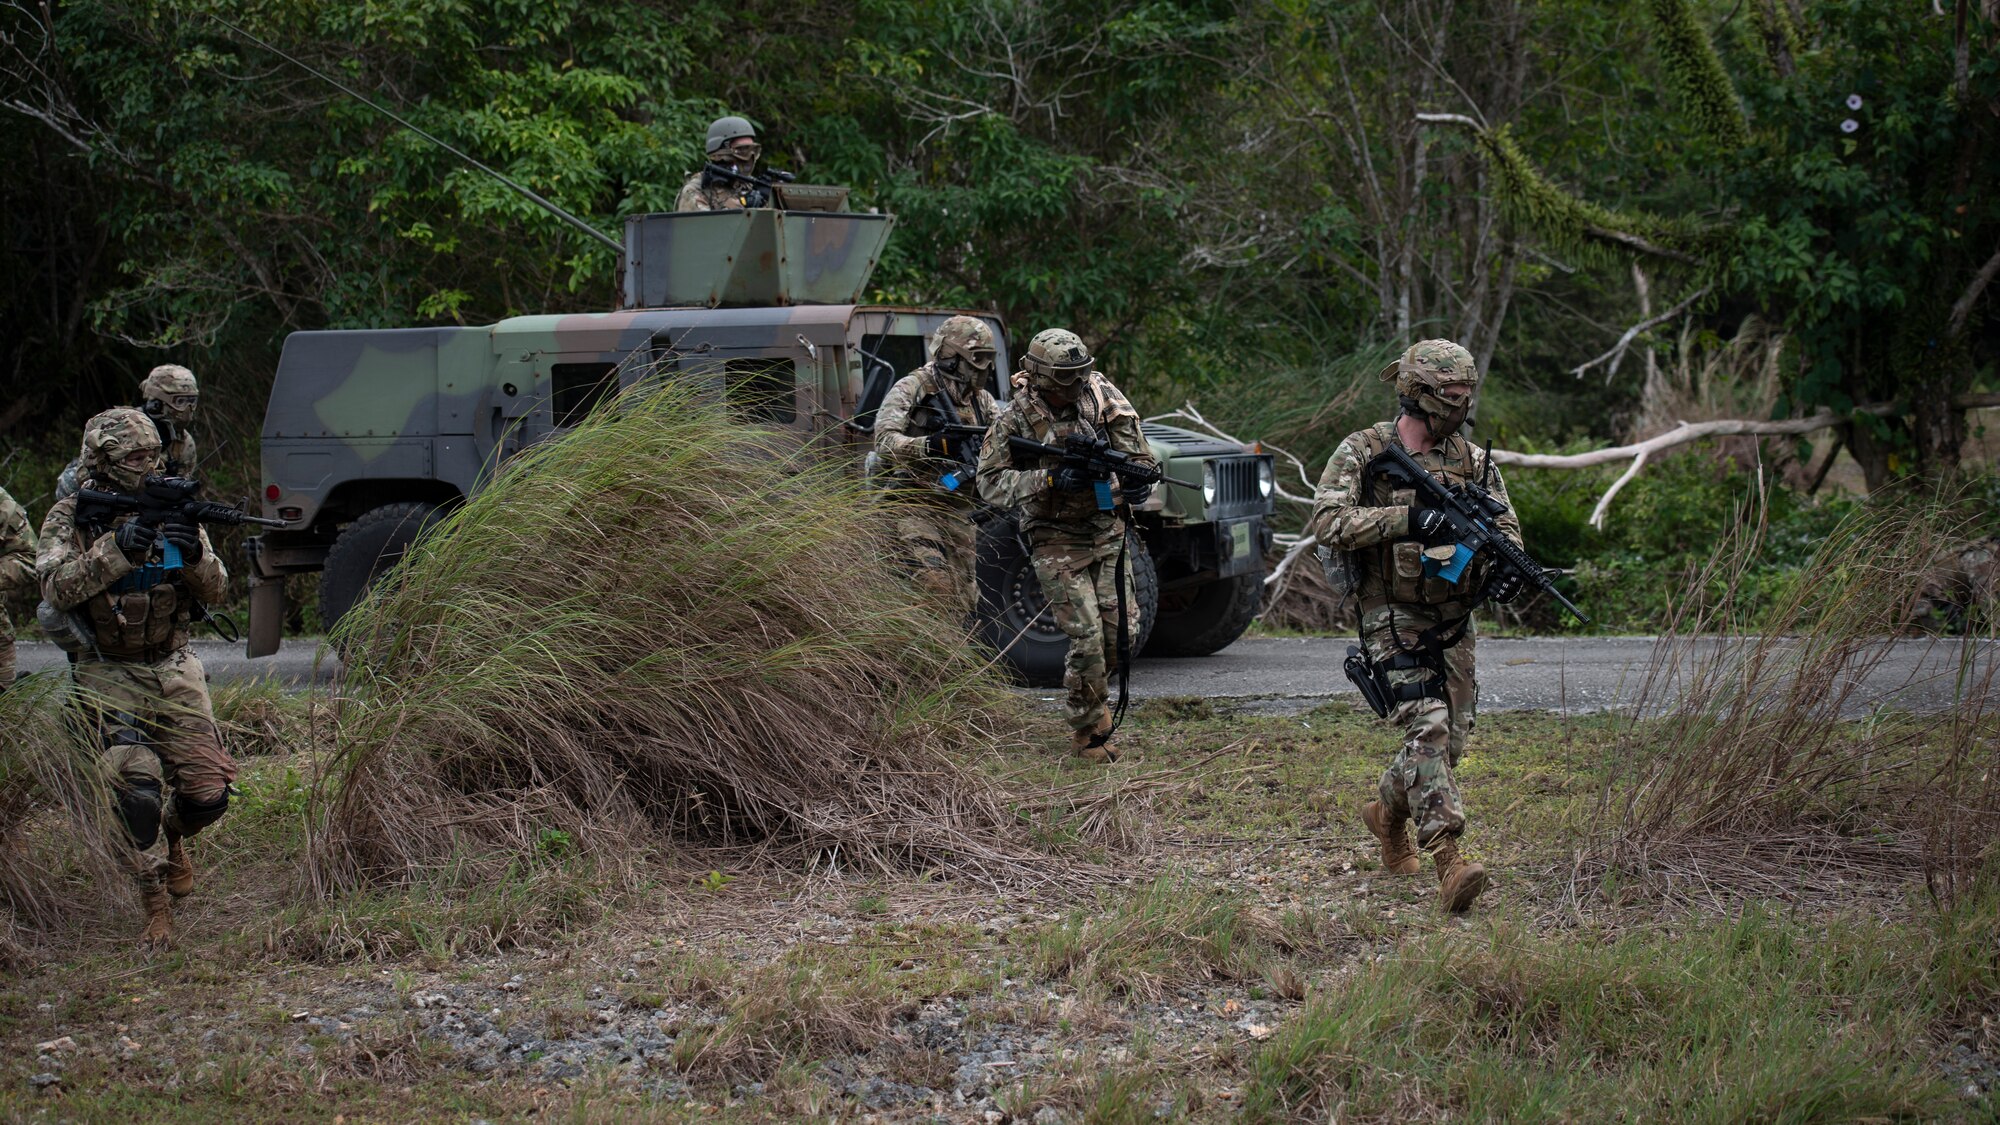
676, 115, 763, 212
37, 408, 235, 949
873, 316, 1002, 614
0, 487, 38, 688
1308, 339, 1522, 913
53, 364, 200, 503
977, 330, 1157, 762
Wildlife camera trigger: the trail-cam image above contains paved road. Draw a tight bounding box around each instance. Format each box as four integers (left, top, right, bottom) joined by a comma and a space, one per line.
16, 635, 1995, 716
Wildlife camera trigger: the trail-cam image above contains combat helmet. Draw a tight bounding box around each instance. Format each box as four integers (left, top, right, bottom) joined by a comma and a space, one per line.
1380, 339, 1478, 440
931, 316, 996, 385
140, 363, 199, 426
1021, 329, 1094, 389
704, 115, 758, 158
80, 407, 163, 492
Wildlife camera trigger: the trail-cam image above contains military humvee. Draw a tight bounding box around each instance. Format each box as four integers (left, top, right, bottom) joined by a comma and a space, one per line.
245, 206, 1274, 685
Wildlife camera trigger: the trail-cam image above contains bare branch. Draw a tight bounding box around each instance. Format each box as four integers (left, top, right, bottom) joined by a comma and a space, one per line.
1946, 241, 2000, 337
1570, 285, 1711, 380
1414, 111, 1482, 129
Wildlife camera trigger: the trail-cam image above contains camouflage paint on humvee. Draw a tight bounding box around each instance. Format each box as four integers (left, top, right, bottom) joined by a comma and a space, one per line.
247, 208, 1274, 678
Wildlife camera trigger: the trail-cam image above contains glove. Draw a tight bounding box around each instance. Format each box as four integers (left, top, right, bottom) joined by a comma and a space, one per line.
1409, 505, 1453, 546
924, 432, 957, 460
161, 520, 203, 563
1048, 465, 1096, 493
1486, 570, 1526, 604
114, 520, 160, 560
1118, 474, 1154, 505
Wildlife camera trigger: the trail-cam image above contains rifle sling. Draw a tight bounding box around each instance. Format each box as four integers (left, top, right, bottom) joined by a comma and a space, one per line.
1087, 526, 1133, 749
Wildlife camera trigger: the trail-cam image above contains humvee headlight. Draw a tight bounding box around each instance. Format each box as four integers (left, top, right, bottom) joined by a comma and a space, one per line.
1201, 463, 1218, 504
1257, 460, 1274, 497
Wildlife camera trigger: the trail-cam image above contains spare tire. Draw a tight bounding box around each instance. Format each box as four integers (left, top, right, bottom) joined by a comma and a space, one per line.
319, 502, 448, 633
974, 517, 1159, 688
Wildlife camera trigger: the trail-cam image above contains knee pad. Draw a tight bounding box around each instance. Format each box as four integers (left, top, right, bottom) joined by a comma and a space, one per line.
165, 786, 233, 838
114, 777, 164, 849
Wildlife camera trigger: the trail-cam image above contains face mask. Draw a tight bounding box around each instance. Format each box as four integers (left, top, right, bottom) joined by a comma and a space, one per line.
1415, 387, 1472, 439
103, 450, 158, 492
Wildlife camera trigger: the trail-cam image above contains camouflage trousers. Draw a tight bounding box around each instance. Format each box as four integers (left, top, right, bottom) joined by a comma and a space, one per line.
1361, 604, 1477, 846
891, 501, 980, 617
1031, 531, 1137, 736
73, 650, 236, 887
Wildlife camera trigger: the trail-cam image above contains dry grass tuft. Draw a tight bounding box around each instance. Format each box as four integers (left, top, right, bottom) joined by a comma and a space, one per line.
1585, 482, 1999, 907
307, 382, 1062, 895
0, 675, 136, 956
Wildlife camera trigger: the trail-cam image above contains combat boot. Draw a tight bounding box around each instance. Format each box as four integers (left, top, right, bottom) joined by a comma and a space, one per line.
1070, 717, 1118, 764
1431, 836, 1488, 914
137, 885, 175, 950
1360, 800, 1421, 875
163, 830, 195, 898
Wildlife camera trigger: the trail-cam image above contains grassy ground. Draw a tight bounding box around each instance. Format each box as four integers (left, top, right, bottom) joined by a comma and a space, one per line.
3, 690, 1995, 1122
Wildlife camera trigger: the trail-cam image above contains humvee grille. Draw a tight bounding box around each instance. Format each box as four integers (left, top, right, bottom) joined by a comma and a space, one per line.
1211, 456, 1262, 507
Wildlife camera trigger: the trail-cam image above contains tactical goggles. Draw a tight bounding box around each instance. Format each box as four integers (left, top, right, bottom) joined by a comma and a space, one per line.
720, 141, 761, 162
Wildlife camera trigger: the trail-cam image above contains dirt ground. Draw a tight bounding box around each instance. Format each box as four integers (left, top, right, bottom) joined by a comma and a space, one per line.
2, 696, 1996, 1123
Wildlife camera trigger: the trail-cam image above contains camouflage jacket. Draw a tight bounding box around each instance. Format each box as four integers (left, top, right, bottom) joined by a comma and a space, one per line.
676, 171, 748, 212
54, 426, 197, 503
1307, 420, 1522, 615
37, 491, 226, 659
873, 365, 1001, 504
0, 488, 37, 636
975, 372, 1155, 543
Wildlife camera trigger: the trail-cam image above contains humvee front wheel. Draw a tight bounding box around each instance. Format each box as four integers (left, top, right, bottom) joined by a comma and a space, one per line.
1145, 572, 1263, 657
974, 518, 1160, 689
319, 502, 447, 634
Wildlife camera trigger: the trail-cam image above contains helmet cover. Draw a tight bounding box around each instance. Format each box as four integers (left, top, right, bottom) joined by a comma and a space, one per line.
81, 407, 163, 492
139, 363, 199, 425
932, 316, 996, 386
1022, 328, 1093, 389
1379, 339, 1479, 439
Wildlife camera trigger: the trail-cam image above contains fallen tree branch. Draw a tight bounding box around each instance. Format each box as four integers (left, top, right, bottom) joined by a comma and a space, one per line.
1490, 411, 1844, 470
1491, 391, 2000, 471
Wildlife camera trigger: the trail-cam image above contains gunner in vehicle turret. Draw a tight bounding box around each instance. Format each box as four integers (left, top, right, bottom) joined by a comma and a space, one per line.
676, 115, 765, 211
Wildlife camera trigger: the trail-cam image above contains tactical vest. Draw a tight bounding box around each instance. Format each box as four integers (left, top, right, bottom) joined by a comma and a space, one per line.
77, 510, 194, 661
1015, 374, 1135, 530
879, 367, 993, 502
1343, 422, 1492, 615
899, 369, 993, 450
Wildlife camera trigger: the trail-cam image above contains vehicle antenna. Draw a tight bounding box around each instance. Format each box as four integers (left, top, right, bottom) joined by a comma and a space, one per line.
206, 15, 624, 256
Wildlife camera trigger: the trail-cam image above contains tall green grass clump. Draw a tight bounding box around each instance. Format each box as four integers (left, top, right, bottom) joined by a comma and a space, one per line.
309, 382, 1046, 894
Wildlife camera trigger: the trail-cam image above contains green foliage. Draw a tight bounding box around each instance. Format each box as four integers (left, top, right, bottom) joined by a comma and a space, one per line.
1510, 446, 1857, 631
1648, 0, 1750, 148
1477, 124, 1723, 270
1237, 901, 1990, 1121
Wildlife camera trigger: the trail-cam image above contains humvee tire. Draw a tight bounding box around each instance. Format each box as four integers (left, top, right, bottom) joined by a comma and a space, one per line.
319, 501, 447, 633
1145, 572, 1263, 657
975, 518, 1159, 689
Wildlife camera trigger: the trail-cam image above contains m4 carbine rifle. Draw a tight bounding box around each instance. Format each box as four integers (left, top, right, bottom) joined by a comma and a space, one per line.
74, 473, 286, 642
1367, 443, 1588, 624
78, 473, 289, 538
700, 162, 797, 209
1005, 433, 1195, 511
